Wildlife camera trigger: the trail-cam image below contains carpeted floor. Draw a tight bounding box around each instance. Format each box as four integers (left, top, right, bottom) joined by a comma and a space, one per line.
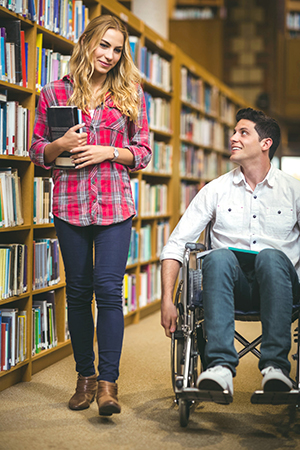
1, 310, 300, 450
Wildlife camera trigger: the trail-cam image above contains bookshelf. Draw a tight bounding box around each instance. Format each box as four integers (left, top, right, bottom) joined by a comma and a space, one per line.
0, 0, 247, 391
274, 0, 300, 143
172, 48, 246, 224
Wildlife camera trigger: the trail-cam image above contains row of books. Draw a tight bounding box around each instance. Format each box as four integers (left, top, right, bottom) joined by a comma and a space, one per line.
180, 145, 204, 179
156, 221, 170, 258
0, 92, 30, 156
0, 307, 27, 372
2, 0, 89, 40
173, 7, 215, 20
0, 0, 36, 21
36, 33, 71, 92
0, 243, 27, 300
127, 227, 139, 266
36, 0, 89, 41
140, 181, 168, 217
204, 151, 218, 180
139, 224, 151, 263
144, 92, 171, 133
181, 67, 204, 108
129, 36, 172, 92
130, 178, 139, 215
219, 95, 236, 126
33, 177, 54, 224
181, 68, 237, 126
180, 110, 227, 150
287, 12, 300, 31
144, 133, 173, 174
122, 272, 137, 316
0, 20, 28, 87
32, 291, 57, 355
0, 167, 24, 228
139, 263, 161, 308
32, 238, 60, 290
204, 85, 219, 116
180, 182, 202, 214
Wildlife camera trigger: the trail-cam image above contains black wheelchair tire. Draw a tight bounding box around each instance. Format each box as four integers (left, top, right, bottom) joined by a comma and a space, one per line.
179, 399, 190, 427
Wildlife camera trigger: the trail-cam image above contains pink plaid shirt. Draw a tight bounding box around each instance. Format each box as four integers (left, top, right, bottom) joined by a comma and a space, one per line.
30, 75, 152, 226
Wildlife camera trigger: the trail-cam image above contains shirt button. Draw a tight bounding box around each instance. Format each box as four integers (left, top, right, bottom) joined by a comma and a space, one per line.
253, 215, 256, 218
253, 241, 256, 244
228, 208, 231, 212
278, 210, 281, 214
254, 195, 257, 199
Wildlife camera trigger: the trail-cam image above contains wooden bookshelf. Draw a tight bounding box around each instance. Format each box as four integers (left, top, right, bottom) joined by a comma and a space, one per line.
0, 0, 248, 391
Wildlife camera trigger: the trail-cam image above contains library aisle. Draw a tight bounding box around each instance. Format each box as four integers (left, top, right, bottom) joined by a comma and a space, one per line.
1, 311, 300, 450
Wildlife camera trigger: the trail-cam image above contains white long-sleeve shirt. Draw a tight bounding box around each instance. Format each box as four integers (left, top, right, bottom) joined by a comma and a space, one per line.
161, 164, 300, 280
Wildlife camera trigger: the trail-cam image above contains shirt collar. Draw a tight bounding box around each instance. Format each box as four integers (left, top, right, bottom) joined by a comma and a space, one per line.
233, 163, 276, 188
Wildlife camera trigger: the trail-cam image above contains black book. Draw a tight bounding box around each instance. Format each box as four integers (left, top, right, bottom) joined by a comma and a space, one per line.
47, 106, 82, 169
0, 20, 22, 84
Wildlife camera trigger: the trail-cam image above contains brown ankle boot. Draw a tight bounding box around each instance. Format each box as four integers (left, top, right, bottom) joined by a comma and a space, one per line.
97, 380, 121, 416
69, 374, 97, 410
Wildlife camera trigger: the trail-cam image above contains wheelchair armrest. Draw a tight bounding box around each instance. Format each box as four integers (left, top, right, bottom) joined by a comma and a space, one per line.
185, 242, 206, 251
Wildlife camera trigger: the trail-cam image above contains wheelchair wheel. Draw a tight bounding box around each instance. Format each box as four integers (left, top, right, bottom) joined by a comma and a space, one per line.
179, 399, 190, 427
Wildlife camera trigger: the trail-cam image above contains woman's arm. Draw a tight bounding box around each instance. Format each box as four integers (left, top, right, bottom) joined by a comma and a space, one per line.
44, 123, 87, 164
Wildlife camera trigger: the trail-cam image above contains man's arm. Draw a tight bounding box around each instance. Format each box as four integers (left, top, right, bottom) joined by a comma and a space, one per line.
161, 259, 181, 338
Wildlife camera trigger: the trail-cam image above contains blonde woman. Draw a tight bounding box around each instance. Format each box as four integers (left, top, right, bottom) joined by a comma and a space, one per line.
30, 15, 151, 416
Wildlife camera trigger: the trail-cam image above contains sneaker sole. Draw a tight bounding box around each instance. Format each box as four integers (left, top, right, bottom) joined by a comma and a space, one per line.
263, 379, 291, 392
198, 379, 224, 391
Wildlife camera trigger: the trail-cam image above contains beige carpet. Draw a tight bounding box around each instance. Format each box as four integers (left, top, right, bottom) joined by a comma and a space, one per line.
1, 311, 300, 450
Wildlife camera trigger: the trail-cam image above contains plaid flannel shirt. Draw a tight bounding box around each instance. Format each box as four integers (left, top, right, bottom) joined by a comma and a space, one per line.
29, 75, 152, 226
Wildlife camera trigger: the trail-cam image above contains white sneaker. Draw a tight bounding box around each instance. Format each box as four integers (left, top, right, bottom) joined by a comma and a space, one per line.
197, 365, 233, 396
261, 366, 293, 392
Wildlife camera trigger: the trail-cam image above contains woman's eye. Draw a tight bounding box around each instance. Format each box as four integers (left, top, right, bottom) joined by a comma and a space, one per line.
115, 49, 122, 54
100, 43, 108, 48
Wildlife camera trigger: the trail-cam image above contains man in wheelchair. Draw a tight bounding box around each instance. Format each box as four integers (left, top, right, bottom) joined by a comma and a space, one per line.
161, 107, 300, 399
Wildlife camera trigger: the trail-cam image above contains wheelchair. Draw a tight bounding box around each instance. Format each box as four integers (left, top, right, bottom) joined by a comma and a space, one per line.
171, 242, 300, 427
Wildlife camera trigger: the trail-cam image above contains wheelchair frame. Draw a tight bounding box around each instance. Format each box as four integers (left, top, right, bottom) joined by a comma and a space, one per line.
171, 243, 300, 427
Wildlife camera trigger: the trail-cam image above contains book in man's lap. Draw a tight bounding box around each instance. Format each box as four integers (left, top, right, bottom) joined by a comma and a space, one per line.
47, 106, 83, 169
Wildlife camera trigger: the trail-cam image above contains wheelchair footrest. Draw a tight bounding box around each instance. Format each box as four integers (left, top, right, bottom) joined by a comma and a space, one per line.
251, 390, 300, 405
175, 387, 233, 405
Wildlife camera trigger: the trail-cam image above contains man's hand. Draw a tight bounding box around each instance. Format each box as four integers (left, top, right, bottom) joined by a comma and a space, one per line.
161, 299, 178, 338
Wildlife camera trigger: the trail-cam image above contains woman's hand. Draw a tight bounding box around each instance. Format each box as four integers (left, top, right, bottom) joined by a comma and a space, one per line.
44, 123, 88, 164
70, 145, 113, 168
60, 123, 88, 151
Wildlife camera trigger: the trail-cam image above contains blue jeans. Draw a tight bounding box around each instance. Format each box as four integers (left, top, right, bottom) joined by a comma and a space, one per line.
54, 216, 132, 382
202, 248, 300, 376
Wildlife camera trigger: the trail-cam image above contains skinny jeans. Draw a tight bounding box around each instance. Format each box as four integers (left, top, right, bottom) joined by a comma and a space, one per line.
54, 216, 132, 382
202, 248, 300, 376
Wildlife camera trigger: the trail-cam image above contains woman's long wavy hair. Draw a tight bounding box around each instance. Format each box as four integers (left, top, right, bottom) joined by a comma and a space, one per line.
68, 15, 141, 122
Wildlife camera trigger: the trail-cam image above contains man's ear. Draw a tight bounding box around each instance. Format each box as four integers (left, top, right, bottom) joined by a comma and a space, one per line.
261, 137, 273, 152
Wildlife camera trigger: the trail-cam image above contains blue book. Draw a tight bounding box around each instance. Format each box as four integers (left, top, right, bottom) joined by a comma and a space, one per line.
228, 247, 258, 269
0, 311, 2, 368
53, 0, 59, 33
25, 42, 28, 83
0, 36, 5, 80
28, 0, 37, 21
41, 47, 46, 88
82, 5, 85, 33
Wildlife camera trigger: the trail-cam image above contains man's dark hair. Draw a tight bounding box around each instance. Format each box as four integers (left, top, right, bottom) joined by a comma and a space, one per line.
236, 108, 281, 160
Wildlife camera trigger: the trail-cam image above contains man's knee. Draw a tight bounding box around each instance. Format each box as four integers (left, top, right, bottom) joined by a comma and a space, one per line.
255, 248, 288, 271
203, 248, 237, 273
